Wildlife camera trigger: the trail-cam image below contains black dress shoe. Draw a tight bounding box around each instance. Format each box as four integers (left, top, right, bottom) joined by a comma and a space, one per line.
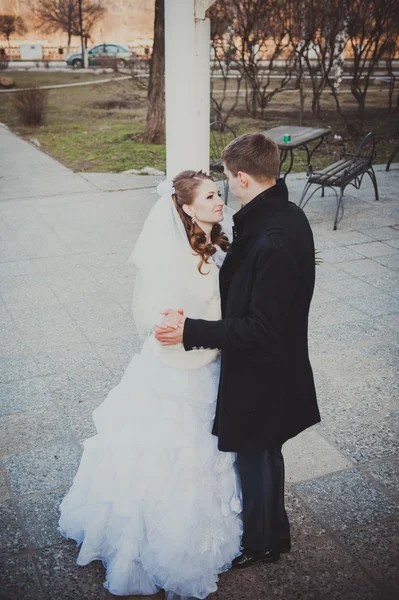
279, 538, 291, 553
232, 548, 280, 570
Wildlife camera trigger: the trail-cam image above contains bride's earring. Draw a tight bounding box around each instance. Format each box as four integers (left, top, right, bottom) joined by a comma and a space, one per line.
191, 216, 196, 224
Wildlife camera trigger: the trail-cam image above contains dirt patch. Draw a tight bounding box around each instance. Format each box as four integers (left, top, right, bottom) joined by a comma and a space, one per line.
92, 99, 131, 110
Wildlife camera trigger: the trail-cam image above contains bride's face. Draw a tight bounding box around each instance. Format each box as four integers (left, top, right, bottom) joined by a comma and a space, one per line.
184, 180, 224, 226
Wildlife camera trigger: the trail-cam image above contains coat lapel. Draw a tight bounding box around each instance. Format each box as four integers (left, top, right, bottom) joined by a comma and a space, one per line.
219, 231, 253, 313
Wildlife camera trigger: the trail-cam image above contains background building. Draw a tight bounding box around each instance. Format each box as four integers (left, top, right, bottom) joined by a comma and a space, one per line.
0, 0, 154, 50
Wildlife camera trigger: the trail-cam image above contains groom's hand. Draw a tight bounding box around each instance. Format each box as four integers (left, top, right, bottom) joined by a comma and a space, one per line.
154, 309, 186, 345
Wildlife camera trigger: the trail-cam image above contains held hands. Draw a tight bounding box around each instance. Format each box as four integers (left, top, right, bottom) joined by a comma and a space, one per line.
154, 309, 186, 346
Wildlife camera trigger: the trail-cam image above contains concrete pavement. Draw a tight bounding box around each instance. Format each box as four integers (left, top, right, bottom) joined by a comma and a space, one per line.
0, 124, 398, 599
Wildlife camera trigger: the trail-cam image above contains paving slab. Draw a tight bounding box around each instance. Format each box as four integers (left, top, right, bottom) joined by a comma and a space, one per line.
61, 397, 102, 442
0, 125, 97, 201
360, 271, 399, 294
319, 275, 392, 300
317, 245, 364, 263
386, 410, 399, 432
0, 273, 60, 308
337, 257, 394, 277
34, 544, 109, 600
32, 342, 105, 377
338, 519, 399, 594
364, 457, 399, 497
43, 367, 118, 405
9, 305, 88, 351
284, 488, 327, 543
0, 377, 54, 417
0, 353, 40, 384
256, 535, 381, 600
3, 443, 82, 496
359, 225, 399, 241
208, 567, 274, 600
374, 252, 399, 270
0, 555, 44, 600
0, 472, 10, 502
309, 299, 366, 327
351, 240, 399, 258
43, 266, 112, 304
92, 335, 143, 378
283, 429, 353, 482
295, 469, 399, 530
377, 312, 399, 333
318, 417, 399, 464
0, 500, 27, 558
309, 319, 397, 356
0, 406, 74, 458
17, 489, 66, 549
0, 259, 37, 277
0, 327, 26, 359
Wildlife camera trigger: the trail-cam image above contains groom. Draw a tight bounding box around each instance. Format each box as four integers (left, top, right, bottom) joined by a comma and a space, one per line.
155, 133, 320, 568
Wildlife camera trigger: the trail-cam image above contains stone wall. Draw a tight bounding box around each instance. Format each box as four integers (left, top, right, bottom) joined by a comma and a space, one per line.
0, 0, 154, 47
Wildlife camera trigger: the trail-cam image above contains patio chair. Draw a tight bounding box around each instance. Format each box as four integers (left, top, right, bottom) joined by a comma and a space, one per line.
210, 121, 236, 204
299, 132, 379, 230
386, 143, 399, 171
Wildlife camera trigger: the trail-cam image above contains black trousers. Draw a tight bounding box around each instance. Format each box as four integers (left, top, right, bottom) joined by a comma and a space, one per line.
236, 445, 290, 552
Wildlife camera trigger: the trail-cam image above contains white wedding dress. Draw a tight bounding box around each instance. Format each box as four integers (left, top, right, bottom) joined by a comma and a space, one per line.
58, 182, 242, 599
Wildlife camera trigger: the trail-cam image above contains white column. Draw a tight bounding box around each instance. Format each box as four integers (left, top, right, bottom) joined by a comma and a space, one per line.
165, 0, 215, 179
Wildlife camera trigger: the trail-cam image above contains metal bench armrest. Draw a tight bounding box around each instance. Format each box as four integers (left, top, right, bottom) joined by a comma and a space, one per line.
306, 164, 325, 178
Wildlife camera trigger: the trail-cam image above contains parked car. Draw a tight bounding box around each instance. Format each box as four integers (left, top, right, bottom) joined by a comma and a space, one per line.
66, 44, 136, 69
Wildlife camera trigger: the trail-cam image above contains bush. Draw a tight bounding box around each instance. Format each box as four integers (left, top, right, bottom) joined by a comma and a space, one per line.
92, 99, 130, 110
14, 87, 49, 126
98, 54, 122, 72
0, 56, 9, 70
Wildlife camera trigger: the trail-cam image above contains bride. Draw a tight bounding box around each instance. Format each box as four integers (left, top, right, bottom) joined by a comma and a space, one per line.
58, 170, 242, 599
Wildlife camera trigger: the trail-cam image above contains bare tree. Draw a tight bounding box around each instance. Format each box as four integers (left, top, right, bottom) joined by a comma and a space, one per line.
382, 2, 399, 114
29, 0, 75, 54
385, 37, 399, 114
281, 0, 312, 123
345, 0, 399, 125
229, 0, 295, 119
208, 0, 243, 124
283, 0, 348, 118
0, 14, 27, 47
70, 0, 105, 47
29, 0, 105, 58
143, 0, 164, 144
306, 2, 348, 116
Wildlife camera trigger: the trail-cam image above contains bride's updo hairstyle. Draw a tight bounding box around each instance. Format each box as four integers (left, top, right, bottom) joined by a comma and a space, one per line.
172, 170, 230, 274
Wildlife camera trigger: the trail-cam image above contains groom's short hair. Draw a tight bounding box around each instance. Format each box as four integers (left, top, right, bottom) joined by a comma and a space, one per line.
222, 133, 280, 181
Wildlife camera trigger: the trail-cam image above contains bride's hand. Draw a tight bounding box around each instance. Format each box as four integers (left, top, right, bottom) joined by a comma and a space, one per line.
160, 314, 182, 329
157, 308, 184, 330
154, 309, 186, 345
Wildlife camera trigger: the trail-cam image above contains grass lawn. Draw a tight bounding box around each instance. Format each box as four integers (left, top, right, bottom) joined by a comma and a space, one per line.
0, 69, 122, 88
0, 72, 165, 172
0, 70, 397, 174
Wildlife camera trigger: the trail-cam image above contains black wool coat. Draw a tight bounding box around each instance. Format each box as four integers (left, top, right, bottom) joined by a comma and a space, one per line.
183, 179, 320, 452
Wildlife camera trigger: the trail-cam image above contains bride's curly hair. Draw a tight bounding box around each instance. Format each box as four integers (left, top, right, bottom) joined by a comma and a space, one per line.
172, 170, 230, 274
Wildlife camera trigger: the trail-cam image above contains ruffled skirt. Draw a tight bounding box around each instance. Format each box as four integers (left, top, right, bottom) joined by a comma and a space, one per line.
58, 337, 242, 598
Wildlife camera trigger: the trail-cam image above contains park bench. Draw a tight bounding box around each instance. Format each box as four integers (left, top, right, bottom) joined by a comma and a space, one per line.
386, 143, 399, 171
299, 132, 379, 230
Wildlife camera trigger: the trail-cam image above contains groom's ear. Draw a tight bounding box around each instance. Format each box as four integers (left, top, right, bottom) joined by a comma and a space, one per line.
238, 171, 249, 188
